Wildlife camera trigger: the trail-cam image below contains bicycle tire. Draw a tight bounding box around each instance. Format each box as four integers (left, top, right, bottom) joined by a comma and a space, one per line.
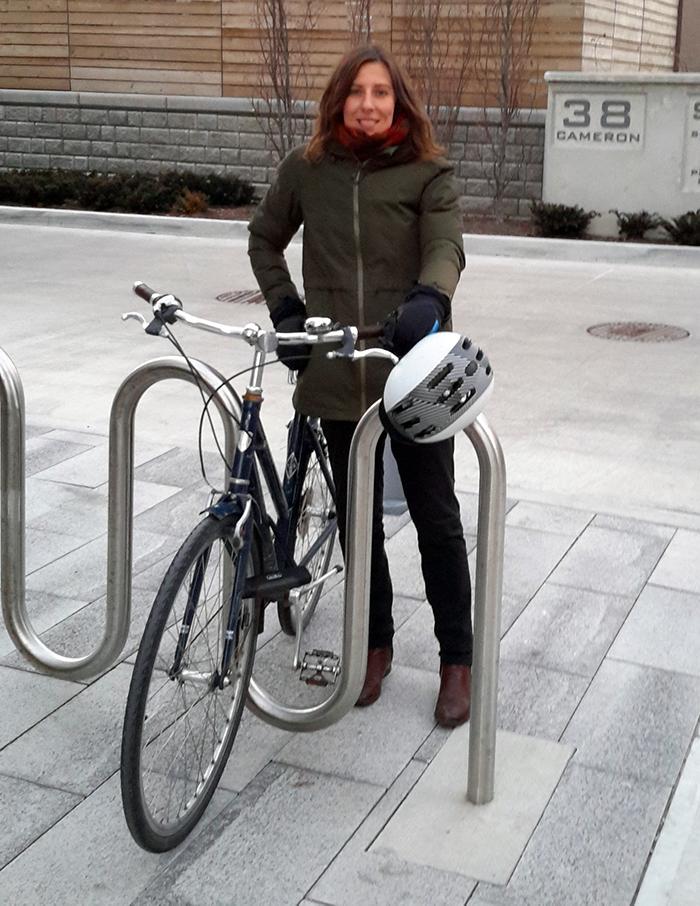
278, 426, 337, 636
121, 515, 259, 852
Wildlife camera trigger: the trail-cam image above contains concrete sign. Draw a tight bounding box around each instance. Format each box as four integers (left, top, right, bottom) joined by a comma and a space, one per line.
544, 73, 700, 237
684, 96, 700, 192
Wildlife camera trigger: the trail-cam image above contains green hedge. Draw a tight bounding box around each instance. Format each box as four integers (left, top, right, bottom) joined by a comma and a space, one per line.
0, 168, 256, 214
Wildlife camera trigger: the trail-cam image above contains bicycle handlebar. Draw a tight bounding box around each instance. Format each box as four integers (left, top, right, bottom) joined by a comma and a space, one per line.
128, 281, 396, 363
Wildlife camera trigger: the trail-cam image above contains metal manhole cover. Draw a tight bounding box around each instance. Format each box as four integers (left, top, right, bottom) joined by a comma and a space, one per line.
215, 290, 264, 305
587, 322, 690, 342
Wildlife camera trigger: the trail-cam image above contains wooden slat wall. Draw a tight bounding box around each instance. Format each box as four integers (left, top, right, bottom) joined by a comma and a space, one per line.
390, 1, 584, 109
68, 0, 222, 95
221, 1, 392, 99
0, 1, 680, 101
0, 1, 70, 90
224, 0, 586, 108
582, 0, 679, 71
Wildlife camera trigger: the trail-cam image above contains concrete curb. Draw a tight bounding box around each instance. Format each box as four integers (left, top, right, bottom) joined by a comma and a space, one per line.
0, 205, 249, 240
463, 234, 700, 267
2, 205, 700, 267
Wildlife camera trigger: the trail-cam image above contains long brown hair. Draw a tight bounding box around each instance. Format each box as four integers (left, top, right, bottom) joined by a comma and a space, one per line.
305, 45, 442, 162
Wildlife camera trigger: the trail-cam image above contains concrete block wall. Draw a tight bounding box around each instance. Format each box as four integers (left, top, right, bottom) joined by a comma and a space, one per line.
0, 90, 544, 215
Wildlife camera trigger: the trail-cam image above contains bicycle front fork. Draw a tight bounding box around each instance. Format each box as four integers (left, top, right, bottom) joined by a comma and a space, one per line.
217, 499, 255, 690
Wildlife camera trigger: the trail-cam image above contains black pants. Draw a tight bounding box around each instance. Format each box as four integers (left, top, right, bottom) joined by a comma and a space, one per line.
321, 419, 473, 666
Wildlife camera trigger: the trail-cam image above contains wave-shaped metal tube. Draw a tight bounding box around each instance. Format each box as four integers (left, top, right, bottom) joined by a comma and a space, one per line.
1, 353, 239, 681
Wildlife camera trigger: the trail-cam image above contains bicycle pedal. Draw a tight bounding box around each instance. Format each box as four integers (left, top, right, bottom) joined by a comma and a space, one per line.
299, 649, 341, 687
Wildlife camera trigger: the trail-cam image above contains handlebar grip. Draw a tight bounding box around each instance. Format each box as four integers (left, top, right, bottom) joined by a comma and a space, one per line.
357, 324, 385, 341
133, 281, 156, 303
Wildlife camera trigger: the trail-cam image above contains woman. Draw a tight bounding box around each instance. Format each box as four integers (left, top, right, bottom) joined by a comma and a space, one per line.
248, 44, 472, 728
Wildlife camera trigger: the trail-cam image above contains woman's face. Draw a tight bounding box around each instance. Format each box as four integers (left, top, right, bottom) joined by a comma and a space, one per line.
343, 61, 396, 136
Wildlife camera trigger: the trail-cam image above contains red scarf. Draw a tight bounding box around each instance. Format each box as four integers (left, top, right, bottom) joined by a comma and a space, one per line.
334, 115, 410, 159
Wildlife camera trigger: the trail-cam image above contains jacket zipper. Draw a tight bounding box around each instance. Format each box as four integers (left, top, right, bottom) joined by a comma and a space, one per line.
353, 162, 367, 415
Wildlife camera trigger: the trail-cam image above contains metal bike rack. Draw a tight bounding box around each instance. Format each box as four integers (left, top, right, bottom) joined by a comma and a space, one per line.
247, 402, 383, 732
249, 400, 507, 809
0, 351, 240, 682
464, 414, 506, 804
3, 348, 505, 802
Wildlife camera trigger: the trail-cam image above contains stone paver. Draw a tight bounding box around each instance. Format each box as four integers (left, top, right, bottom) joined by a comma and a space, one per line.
496, 659, 589, 740
0, 774, 81, 871
1, 587, 163, 680
134, 764, 382, 906
0, 589, 90, 658
492, 525, 576, 621
310, 760, 477, 906
562, 659, 700, 785
636, 738, 700, 906
375, 726, 573, 883
0, 664, 132, 795
276, 664, 438, 787
500, 582, 634, 677
25, 435, 92, 477
0, 773, 234, 906
649, 529, 700, 594
475, 763, 671, 906
549, 525, 670, 597
31, 440, 174, 488
24, 527, 177, 600
0, 665, 80, 747
609, 584, 700, 677
27, 479, 181, 542
505, 500, 594, 537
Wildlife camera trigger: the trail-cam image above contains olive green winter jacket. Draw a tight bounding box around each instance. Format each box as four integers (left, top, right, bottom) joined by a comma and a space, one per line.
247, 141, 465, 421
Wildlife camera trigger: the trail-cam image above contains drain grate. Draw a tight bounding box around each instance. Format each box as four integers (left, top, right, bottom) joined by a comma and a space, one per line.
215, 290, 265, 305
587, 322, 690, 342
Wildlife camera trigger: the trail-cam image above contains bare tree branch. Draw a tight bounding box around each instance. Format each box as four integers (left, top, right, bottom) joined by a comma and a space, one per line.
253, 0, 321, 163
346, 0, 372, 45
398, 0, 473, 147
475, 0, 541, 216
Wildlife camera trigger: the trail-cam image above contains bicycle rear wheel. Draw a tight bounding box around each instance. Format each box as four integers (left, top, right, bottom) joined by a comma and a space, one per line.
278, 424, 337, 636
121, 515, 259, 852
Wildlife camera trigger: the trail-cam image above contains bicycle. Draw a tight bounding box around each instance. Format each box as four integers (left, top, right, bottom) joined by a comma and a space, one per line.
119, 282, 393, 852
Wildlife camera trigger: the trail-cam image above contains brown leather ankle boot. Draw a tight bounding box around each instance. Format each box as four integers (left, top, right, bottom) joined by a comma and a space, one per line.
355, 646, 392, 707
434, 665, 471, 728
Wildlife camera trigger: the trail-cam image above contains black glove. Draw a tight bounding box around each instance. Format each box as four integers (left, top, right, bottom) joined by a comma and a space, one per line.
270, 296, 311, 372
383, 285, 450, 358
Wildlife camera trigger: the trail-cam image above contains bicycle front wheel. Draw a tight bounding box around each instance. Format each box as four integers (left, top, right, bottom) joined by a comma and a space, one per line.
278, 425, 337, 636
121, 516, 259, 852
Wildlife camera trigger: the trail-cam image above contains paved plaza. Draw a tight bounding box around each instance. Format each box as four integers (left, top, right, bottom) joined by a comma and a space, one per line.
0, 210, 699, 905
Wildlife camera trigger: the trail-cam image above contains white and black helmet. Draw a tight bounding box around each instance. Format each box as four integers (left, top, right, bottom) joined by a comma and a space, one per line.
380, 332, 494, 444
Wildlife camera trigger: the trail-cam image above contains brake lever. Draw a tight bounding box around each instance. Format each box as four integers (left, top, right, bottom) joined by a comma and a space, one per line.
325, 327, 398, 365
121, 312, 167, 337
352, 348, 399, 365
122, 312, 148, 328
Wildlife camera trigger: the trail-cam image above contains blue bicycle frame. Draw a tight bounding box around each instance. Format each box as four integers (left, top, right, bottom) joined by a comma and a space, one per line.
205, 368, 336, 687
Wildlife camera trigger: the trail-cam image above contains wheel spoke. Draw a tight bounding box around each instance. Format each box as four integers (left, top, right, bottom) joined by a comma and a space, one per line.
121, 517, 258, 850
281, 433, 338, 636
